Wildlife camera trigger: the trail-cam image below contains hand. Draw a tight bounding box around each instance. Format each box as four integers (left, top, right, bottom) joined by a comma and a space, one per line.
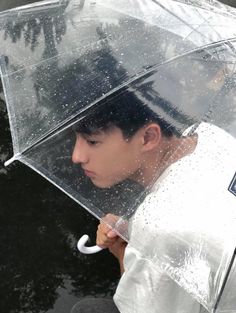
96, 214, 127, 274
96, 214, 120, 249
108, 237, 127, 263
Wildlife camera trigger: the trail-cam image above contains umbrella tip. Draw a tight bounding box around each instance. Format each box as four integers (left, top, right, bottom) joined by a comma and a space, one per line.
4, 155, 18, 167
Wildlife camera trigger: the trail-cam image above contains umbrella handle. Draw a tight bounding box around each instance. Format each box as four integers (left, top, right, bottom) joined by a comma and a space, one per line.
77, 234, 103, 254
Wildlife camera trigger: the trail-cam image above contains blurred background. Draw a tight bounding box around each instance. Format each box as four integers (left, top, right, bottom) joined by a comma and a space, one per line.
0, 0, 236, 312
0, 3, 120, 313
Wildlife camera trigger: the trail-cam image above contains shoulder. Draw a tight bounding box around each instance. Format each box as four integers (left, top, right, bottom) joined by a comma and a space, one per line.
114, 247, 201, 313
195, 122, 236, 147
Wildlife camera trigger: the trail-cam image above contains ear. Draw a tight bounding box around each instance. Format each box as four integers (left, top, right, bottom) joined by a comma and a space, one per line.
141, 123, 161, 152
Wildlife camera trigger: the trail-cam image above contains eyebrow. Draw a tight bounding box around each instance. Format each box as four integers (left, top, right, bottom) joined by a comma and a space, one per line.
73, 127, 104, 137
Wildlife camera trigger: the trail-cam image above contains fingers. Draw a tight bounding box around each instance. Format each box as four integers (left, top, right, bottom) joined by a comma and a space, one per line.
102, 213, 119, 227
96, 214, 119, 248
107, 229, 117, 238
96, 222, 118, 248
108, 238, 127, 260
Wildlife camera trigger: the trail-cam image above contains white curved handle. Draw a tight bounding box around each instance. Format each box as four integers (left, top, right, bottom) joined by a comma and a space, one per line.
77, 234, 103, 254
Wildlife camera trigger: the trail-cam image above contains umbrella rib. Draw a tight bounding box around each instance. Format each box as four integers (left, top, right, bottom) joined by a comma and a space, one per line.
188, 11, 236, 60
15, 37, 236, 160
20, 155, 105, 221
3, 0, 236, 166
151, 0, 236, 48
151, 0, 212, 39
0, 0, 65, 19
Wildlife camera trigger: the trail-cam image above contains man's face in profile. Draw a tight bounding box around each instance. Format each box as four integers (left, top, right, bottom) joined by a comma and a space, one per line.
72, 126, 143, 188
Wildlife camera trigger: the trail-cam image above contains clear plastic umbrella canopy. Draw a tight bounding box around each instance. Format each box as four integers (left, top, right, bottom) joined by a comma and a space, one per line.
1, 0, 236, 312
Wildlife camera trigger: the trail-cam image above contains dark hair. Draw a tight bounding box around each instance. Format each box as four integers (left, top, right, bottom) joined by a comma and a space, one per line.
75, 87, 177, 138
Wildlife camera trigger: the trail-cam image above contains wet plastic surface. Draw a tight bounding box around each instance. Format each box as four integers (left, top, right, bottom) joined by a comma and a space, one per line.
1, 0, 236, 312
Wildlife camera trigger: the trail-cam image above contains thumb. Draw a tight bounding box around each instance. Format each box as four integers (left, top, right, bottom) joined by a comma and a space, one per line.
107, 229, 117, 238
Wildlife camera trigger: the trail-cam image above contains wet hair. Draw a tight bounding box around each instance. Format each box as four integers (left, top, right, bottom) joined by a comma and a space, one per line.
75, 88, 177, 138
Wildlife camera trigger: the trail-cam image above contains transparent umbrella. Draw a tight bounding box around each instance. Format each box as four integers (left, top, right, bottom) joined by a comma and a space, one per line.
1, 0, 236, 312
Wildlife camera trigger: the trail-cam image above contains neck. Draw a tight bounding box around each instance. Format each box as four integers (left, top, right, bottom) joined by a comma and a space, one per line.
133, 134, 198, 187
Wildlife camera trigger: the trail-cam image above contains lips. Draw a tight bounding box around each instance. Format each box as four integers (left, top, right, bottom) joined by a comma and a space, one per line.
83, 168, 96, 178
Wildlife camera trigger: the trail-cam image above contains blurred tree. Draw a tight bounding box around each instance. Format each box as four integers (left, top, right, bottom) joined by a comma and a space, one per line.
218, 0, 236, 7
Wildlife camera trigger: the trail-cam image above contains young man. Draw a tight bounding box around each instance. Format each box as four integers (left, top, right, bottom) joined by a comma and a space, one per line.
71, 85, 236, 313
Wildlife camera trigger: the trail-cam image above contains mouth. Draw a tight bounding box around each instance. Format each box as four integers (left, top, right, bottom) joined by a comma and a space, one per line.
82, 168, 96, 178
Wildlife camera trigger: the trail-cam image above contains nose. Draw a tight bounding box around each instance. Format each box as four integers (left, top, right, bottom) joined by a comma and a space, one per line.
72, 135, 89, 164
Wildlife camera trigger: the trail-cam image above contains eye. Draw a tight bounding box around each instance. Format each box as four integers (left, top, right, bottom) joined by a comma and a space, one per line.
87, 139, 99, 146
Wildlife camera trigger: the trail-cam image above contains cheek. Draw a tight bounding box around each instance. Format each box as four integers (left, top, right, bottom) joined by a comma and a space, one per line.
91, 153, 117, 176
94, 144, 140, 177
114, 152, 140, 177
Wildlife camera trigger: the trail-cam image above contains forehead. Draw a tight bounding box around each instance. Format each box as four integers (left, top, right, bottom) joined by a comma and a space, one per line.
73, 119, 113, 134
76, 125, 124, 139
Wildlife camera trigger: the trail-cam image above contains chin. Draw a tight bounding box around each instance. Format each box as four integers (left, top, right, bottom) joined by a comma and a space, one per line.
90, 178, 119, 189
90, 179, 113, 189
